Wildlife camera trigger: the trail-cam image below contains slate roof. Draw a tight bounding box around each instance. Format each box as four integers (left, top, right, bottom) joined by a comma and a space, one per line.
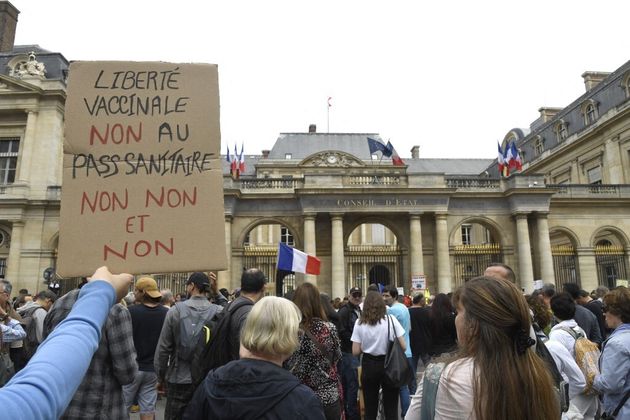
221, 131, 493, 176
268, 133, 385, 160
406, 158, 494, 175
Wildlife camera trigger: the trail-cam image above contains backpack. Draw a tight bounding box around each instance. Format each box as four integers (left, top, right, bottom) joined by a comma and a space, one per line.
176, 302, 220, 362
191, 298, 253, 385
19, 305, 44, 361
559, 326, 601, 395
534, 322, 570, 413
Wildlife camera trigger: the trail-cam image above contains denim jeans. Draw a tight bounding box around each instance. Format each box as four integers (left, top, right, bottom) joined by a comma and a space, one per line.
340, 352, 360, 420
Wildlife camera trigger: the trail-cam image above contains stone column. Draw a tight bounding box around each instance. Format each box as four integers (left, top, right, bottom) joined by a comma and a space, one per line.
537, 213, 555, 284
217, 216, 232, 291
331, 214, 345, 300
409, 213, 424, 279
577, 247, 599, 292
304, 214, 317, 284
256, 225, 263, 245
570, 159, 581, 183
604, 138, 623, 184
435, 213, 451, 293
515, 213, 534, 293
5, 221, 24, 284
16, 110, 37, 183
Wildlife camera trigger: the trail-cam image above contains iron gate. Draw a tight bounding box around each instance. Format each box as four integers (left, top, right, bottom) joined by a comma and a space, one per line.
345, 245, 402, 293
552, 245, 580, 288
452, 244, 502, 289
595, 245, 628, 289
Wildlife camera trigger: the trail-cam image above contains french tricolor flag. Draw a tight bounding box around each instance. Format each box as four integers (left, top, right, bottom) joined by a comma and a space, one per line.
277, 243, 321, 275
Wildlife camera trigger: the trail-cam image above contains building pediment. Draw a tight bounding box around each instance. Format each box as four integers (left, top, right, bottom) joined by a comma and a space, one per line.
300, 151, 365, 168
0, 74, 44, 94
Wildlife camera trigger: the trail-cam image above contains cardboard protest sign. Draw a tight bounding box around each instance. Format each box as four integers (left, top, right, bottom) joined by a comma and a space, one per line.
57, 61, 227, 276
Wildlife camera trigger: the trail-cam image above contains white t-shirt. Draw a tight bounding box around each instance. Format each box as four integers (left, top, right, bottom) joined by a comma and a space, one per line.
351, 314, 405, 356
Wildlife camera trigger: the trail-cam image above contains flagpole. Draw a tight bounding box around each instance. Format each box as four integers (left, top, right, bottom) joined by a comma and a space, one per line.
327, 97, 333, 133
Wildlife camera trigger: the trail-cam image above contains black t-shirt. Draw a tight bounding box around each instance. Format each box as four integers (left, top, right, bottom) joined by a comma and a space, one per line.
409, 306, 432, 357
128, 303, 169, 371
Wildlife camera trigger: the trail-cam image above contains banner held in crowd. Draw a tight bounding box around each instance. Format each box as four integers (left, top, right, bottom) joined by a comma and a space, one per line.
57, 61, 227, 276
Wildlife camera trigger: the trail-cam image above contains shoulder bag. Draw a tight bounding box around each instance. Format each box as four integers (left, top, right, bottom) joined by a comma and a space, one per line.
383, 315, 412, 388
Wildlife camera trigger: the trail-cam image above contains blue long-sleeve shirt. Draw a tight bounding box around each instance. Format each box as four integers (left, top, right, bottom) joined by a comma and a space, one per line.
0, 280, 115, 419
593, 323, 630, 417
1, 318, 26, 342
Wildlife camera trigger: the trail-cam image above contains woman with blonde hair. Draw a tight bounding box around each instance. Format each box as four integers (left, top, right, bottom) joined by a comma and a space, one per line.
286, 282, 342, 420
351, 291, 406, 420
185, 296, 325, 419
407, 276, 559, 420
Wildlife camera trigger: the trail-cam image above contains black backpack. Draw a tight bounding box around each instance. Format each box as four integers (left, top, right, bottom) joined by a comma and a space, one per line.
191, 298, 253, 385
533, 322, 570, 413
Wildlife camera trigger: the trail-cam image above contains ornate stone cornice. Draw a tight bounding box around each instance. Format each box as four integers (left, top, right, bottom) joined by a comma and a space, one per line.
300, 151, 365, 168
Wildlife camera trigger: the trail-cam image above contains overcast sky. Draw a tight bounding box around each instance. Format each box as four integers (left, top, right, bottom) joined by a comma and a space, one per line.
12, 0, 630, 159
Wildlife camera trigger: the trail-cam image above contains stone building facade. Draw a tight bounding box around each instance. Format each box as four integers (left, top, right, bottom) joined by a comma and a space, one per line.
0, 2, 628, 298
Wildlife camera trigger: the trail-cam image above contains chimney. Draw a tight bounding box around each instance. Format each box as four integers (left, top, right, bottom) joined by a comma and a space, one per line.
538, 107, 562, 123
410, 145, 420, 159
581, 71, 611, 91
0, 2, 19, 53
261, 149, 270, 158
308, 124, 316, 133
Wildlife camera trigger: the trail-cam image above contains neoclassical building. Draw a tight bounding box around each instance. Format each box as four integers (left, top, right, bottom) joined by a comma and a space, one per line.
0, 2, 628, 297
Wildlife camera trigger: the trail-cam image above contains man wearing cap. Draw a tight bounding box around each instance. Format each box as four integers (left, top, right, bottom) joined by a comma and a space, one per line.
337, 286, 362, 420
155, 272, 222, 420
123, 277, 168, 420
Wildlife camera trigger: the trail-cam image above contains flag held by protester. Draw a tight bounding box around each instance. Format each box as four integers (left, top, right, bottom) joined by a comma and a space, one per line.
277, 243, 321, 275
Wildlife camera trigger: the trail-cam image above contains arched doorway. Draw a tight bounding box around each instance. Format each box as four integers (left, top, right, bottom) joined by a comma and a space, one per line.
345, 222, 401, 292
550, 229, 580, 288
369, 264, 391, 286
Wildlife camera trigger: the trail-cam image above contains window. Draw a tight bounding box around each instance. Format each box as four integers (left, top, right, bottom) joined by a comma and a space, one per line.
0, 138, 19, 184
244, 232, 251, 246
285, 153, 292, 160
581, 100, 599, 125
587, 166, 602, 184
534, 137, 544, 156
280, 227, 294, 246
0, 258, 5, 278
555, 121, 568, 143
371, 154, 378, 161
585, 104, 596, 124
461, 224, 472, 245
371, 224, 386, 244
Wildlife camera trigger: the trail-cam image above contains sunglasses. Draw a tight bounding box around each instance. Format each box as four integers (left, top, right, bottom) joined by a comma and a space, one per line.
351, 292, 362, 298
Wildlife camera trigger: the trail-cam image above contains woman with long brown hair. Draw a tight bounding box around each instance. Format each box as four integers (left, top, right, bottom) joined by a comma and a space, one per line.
285, 282, 342, 420
407, 276, 559, 419
351, 291, 406, 420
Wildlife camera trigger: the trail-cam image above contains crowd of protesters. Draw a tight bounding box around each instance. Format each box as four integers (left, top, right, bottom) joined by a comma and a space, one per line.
0, 262, 626, 420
